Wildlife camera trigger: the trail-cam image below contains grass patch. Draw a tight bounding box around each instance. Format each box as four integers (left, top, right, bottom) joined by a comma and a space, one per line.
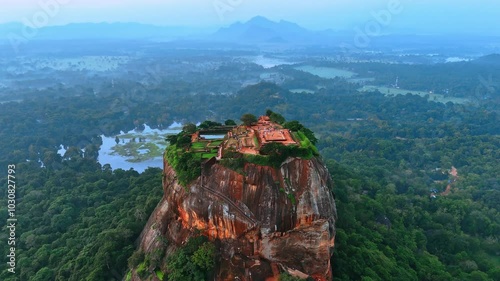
155, 270, 165, 280
208, 140, 223, 147
297, 131, 319, 156
292, 132, 301, 142
202, 153, 217, 159
191, 142, 207, 149
136, 261, 147, 278
253, 136, 259, 148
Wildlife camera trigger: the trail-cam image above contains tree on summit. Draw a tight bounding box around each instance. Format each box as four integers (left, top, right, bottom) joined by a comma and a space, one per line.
224, 119, 237, 126
183, 123, 197, 134
266, 110, 286, 124
240, 113, 257, 126
198, 120, 222, 129
284, 121, 318, 145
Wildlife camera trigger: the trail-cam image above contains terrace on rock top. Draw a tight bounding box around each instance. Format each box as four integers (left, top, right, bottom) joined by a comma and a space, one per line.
219, 115, 299, 158
166, 112, 319, 186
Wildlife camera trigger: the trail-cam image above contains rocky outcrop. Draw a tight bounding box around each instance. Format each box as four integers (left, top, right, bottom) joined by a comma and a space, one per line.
136, 156, 337, 281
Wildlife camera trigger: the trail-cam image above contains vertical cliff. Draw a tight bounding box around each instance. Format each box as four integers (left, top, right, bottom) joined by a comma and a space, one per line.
132, 154, 336, 281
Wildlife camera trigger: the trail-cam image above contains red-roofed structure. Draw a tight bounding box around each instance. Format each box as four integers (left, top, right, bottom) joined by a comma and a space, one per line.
219, 116, 298, 157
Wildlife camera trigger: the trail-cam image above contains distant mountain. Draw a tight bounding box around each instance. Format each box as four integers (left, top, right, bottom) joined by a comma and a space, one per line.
0, 22, 25, 39
2, 17, 500, 51
210, 16, 336, 45
0, 22, 208, 41
473, 54, 500, 65
0, 17, 345, 46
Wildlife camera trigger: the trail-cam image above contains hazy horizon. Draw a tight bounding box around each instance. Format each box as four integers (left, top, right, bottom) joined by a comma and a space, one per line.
1, 0, 500, 36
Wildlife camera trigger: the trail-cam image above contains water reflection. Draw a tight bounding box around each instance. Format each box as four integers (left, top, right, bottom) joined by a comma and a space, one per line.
97, 124, 182, 172
56, 123, 182, 173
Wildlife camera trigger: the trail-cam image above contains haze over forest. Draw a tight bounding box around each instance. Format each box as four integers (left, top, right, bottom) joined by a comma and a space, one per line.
0, 1, 499, 281
1, 0, 500, 35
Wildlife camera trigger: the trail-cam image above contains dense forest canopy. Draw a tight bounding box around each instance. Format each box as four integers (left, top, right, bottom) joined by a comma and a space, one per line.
0, 47, 499, 280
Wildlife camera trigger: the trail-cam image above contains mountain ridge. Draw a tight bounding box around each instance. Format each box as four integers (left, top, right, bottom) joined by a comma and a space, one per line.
211, 16, 331, 44
0, 22, 210, 40
0, 16, 337, 45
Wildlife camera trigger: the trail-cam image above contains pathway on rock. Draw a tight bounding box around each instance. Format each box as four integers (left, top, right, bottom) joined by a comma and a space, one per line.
201, 184, 259, 229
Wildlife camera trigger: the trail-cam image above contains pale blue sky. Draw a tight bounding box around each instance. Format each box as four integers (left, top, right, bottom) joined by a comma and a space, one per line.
1, 0, 499, 35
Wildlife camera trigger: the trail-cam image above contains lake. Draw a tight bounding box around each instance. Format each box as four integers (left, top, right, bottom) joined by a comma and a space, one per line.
295, 65, 357, 79
247, 55, 297, 68
58, 123, 182, 173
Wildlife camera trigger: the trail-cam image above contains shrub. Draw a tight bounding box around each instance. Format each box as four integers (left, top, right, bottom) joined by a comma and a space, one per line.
198, 120, 222, 129
166, 236, 217, 281
266, 110, 286, 124
165, 145, 201, 186
240, 113, 257, 126
220, 157, 246, 174
224, 119, 237, 126
279, 272, 307, 280
127, 250, 144, 269
191, 242, 216, 271
284, 121, 318, 145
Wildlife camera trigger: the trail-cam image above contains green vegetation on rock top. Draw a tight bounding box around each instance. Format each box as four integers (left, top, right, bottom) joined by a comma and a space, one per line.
165, 111, 319, 184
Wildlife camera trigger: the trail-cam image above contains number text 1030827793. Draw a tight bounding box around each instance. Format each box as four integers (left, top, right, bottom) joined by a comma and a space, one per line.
7, 165, 17, 274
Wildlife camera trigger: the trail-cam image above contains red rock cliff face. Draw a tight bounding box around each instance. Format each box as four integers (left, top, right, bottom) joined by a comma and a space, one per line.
136, 156, 337, 281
